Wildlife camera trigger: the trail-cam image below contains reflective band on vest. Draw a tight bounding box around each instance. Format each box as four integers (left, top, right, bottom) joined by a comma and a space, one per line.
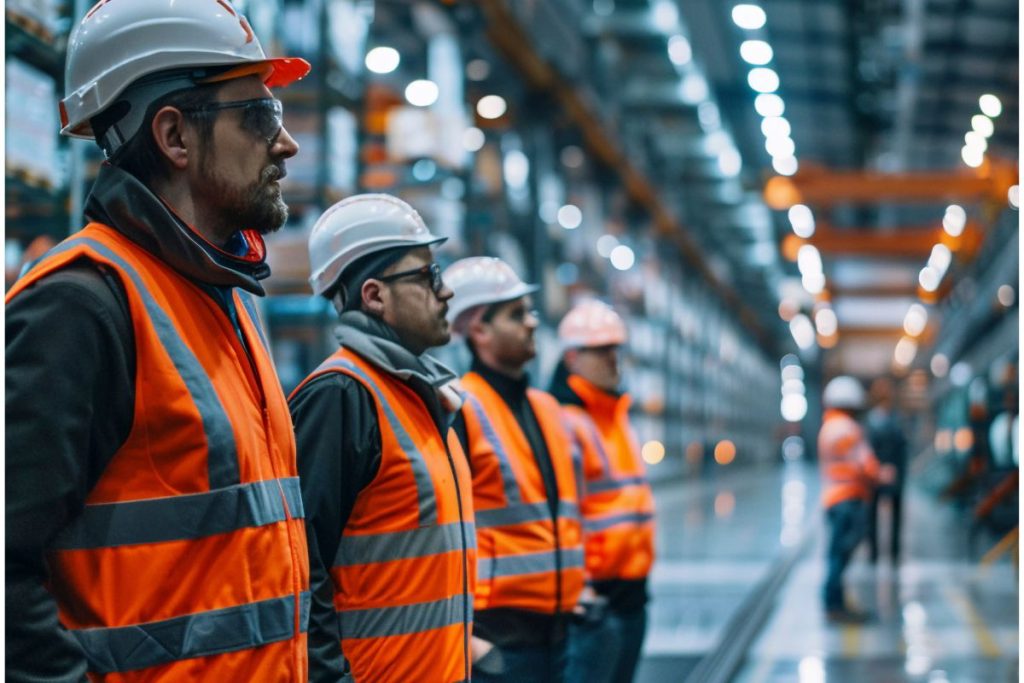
475, 501, 580, 529
336, 521, 477, 567
478, 547, 585, 579
585, 476, 649, 494
464, 395, 523, 505
75, 592, 311, 674
340, 593, 468, 640
583, 511, 655, 533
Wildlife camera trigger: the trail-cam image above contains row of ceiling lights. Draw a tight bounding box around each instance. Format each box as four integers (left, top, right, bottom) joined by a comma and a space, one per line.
961, 94, 1003, 168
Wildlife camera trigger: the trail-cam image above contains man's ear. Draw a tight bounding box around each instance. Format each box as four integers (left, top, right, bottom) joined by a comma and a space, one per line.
361, 279, 386, 317
151, 106, 191, 170
467, 317, 489, 349
564, 349, 579, 372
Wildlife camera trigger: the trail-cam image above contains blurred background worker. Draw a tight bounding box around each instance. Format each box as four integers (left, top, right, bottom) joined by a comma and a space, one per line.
550, 300, 656, 683
445, 257, 585, 683
5, 0, 312, 680
865, 377, 909, 564
289, 195, 475, 683
818, 376, 895, 623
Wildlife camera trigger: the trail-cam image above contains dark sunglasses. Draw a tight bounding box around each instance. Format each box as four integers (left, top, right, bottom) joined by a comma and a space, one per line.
179, 97, 284, 145
377, 262, 445, 295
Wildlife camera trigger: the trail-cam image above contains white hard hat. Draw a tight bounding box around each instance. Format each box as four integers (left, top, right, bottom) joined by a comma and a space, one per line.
60, 0, 310, 150
823, 376, 866, 410
558, 299, 627, 349
443, 257, 539, 333
308, 194, 446, 297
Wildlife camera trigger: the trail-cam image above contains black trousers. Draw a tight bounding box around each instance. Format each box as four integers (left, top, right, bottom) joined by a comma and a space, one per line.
868, 485, 903, 562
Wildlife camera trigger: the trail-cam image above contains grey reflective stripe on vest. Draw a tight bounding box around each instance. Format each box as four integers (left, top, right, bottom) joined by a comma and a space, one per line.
475, 500, 580, 529
316, 358, 438, 526
236, 290, 270, 353
44, 237, 239, 488
72, 591, 311, 674
583, 511, 655, 533
52, 477, 305, 550
585, 476, 649, 494
478, 547, 585, 579
339, 593, 468, 640
465, 395, 522, 505
582, 420, 614, 474
335, 521, 477, 567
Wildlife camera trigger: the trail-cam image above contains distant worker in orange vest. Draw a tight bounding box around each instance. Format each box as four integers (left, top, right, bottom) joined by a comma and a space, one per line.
550, 299, 656, 683
6, 0, 311, 679
290, 194, 476, 682
444, 257, 586, 683
819, 376, 895, 623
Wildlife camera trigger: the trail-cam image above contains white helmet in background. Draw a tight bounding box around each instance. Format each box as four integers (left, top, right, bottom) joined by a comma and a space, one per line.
443, 257, 539, 333
823, 376, 866, 410
308, 194, 446, 297
61, 0, 310, 153
558, 299, 627, 350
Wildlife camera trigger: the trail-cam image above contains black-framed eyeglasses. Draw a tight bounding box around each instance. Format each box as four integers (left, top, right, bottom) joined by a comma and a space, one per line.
179, 97, 284, 145
377, 262, 445, 294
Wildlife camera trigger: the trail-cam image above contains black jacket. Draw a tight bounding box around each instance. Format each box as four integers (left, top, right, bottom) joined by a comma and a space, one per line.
5, 164, 272, 683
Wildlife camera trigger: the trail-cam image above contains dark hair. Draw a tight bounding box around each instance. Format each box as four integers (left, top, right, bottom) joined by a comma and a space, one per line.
90, 83, 223, 186
462, 302, 502, 358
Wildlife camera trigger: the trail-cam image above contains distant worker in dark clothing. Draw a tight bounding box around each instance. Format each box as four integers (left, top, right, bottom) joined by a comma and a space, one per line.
865, 377, 908, 564
444, 257, 585, 683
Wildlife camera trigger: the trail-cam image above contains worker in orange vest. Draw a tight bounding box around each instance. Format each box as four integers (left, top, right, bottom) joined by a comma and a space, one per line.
550, 300, 656, 683
819, 376, 895, 623
6, 1, 311, 680
290, 194, 476, 682
444, 257, 586, 683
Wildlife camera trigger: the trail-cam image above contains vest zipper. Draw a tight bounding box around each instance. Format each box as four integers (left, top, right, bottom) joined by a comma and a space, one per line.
443, 439, 471, 683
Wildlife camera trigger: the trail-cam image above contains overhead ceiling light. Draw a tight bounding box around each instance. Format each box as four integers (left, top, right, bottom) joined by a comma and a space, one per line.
718, 148, 742, 177
894, 337, 918, 367
732, 4, 767, 29
814, 307, 838, 337
476, 95, 507, 119
943, 204, 966, 236
961, 145, 984, 168
668, 35, 692, 65
698, 101, 721, 130
560, 145, 585, 168
971, 114, 995, 138
765, 135, 795, 158
405, 79, 439, 107
996, 284, 1016, 307
557, 204, 583, 230
928, 243, 952, 274
747, 67, 779, 93
789, 314, 816, 349
652, 0, 678, 31
462, 126, 485, 152
740, 39, 773, 65
801, 272, 825, 294
964, 131, 988, 152
680, 72, 709, 104
781, 393, 808, 422
1009, 185, 1020, 209
761, 116, 791, 139
781, 377, 805, 395
503, 150, 530, 189
754, 93, 785, 117
609, 244, 636, 270
797, 243, 822, 275
788, 204, 815, 238
930, 353, 949, 378
466, 59, 491, 81
903, 303, 928, 337
365, 46, 400, 74
979, 94, 1002, 118
596, 234, 620, 257
772, 155, 798, 176
918, 265, 941, 292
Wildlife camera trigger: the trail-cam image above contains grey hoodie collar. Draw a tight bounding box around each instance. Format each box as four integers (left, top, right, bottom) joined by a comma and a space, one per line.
335, 311, 456, 389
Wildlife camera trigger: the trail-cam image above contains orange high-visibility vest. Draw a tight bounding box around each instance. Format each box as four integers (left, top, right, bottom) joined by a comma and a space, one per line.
293, 348, 476, 683
561, 375, 655, 582
459, 372, 585, 615
7, 223, 310, 682
819, 408, 881, 509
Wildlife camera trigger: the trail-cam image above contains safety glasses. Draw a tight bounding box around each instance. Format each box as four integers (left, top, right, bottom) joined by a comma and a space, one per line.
377, 262, 445, 295
179, 97, 284, 145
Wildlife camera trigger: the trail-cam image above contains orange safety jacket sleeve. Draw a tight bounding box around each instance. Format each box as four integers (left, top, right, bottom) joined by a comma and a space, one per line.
6, 264, 135, 682
289, 373, 382, 683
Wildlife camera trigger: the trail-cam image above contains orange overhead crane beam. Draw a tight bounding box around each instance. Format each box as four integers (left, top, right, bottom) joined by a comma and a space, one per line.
473, 0, 775, 350
764, 159, 1017, 209
780, 222, 984, 260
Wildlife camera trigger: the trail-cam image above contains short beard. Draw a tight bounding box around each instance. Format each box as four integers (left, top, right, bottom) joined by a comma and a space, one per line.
200, 155, 289, 236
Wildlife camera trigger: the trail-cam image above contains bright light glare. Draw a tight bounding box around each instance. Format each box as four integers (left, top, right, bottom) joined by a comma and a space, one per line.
718, 149, 742, 176
894, 336, 918, 366
789, 314, 816, 349
964, 131, 988, 151
788, 204, 815, 238
641, 440, 666, 464
765, 136, 796, 158
780, 363, 804, 381
761, 116, 791, 139
930, 353, 949, 378
781, 378, 805, 395
802, 272, 825, 294
714, 440, 737, 465
405, 79, 439, 107
680, 73, 709, 103
740, 40, 773, 65
747, 67, 779, 93
557, 204, 583, 230
781, 393, 808, 422
754, 93, 785, 117
943, 204, 966, 236
503, 150, 529, 189
797, 244, 822, 275
918, 266, 941, 292
1009, 185, 1019, 208
997, 284, 1015, 307
950, 361, 971, 386
596, 234, 619, 257
610, 245, 636, 270
732, 4, 767, 29
365, 46, 400, 74
668, 35, 692, 65
971, 114, 995, 138
772, 155, 798, 176
815, 307, 838, 337
961, 145, 984, 168
903, 303, 928, 336
979, 94, 1002, 118
476, 95, 507, 119
652, 0, 678, 31
928, 243, 952, 274
462, 127, 485, 152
